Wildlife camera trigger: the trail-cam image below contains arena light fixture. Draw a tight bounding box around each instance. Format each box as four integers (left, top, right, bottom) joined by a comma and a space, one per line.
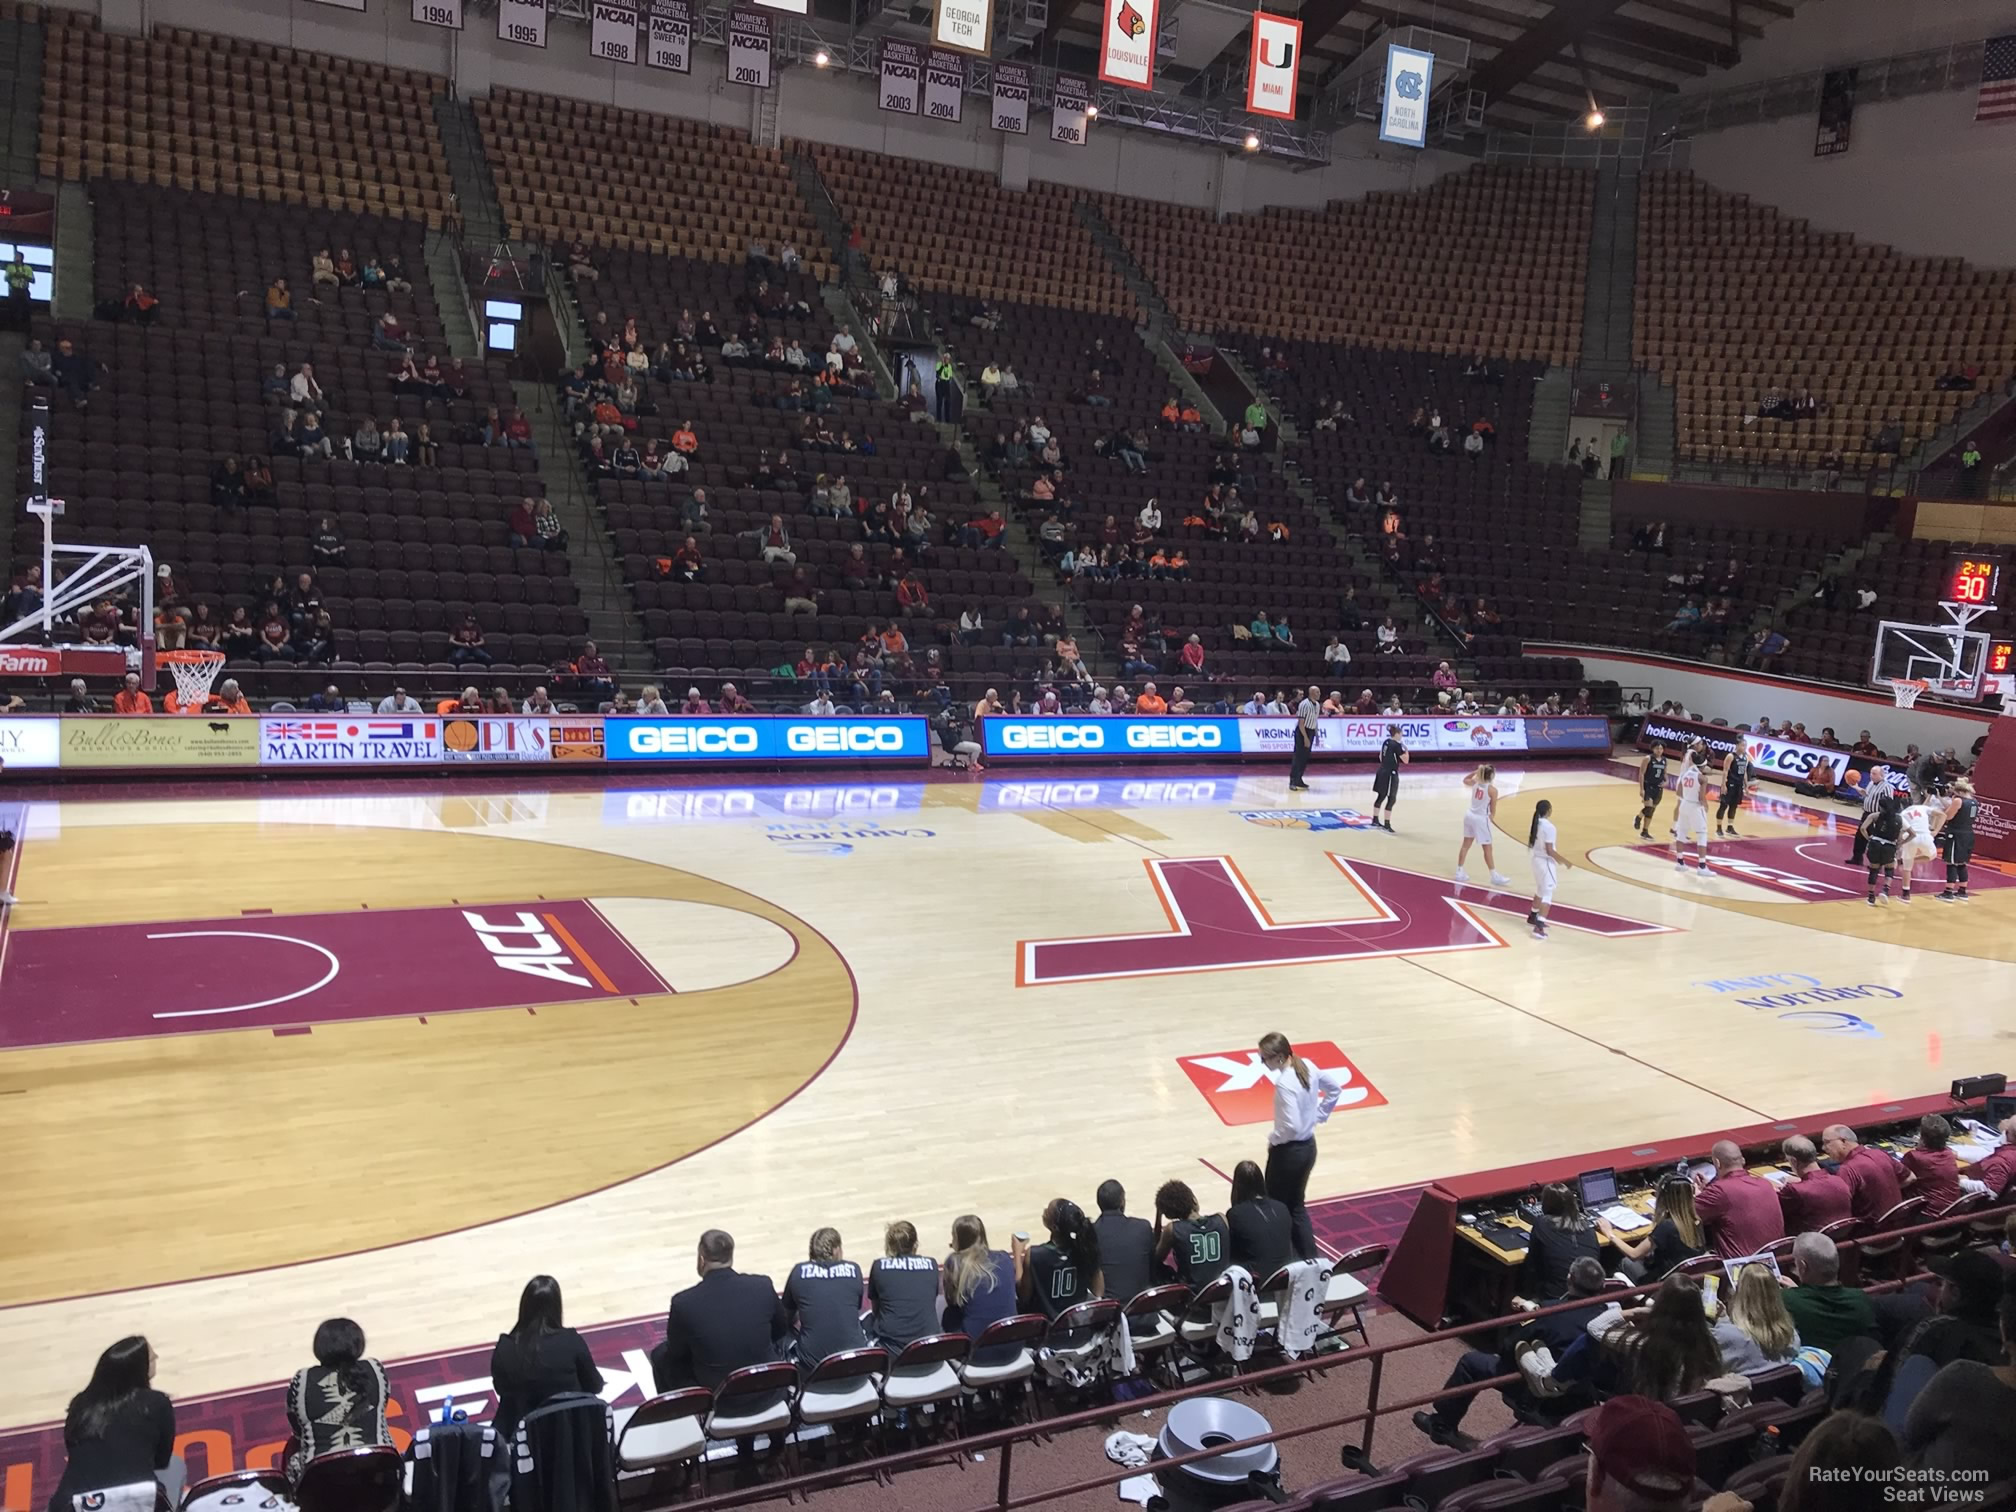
1085, 103, 1100, 118
814, 48, 830, 66
1244, 132, 1260, 151
1585, 105, 1605, 129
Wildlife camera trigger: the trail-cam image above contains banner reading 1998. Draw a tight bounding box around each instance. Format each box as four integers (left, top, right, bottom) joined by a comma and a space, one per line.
589, 0, 639, 62
411, 0, 463, 29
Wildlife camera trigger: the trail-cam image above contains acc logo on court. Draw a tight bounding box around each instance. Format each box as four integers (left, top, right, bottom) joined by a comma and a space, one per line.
1177, 1041, 1386, 1126
1237, 809, 1376, 833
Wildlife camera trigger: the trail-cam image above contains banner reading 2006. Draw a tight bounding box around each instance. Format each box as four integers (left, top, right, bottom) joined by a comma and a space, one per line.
726, 10, 773, 88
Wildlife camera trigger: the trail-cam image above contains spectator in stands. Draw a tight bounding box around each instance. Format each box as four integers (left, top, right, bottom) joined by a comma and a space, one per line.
1900, 1270, 2016, 1481
450, 616, 493, 668
206, 679, 253, 715
782, 1228, 869, 1371
1522, 1181, 1602, 1300
294, 609, 335, 665
1715, 1263, 1802, 1375
266, 276, 295, 322
380, 419, 410, 465
1779, 1134, 1854, 1231
288, 361, 325, 411
1600, 1173, 1706, 1281
895, 570, 930, 619
1900, 1114, 1961, 1212
1415, 1255, 1609, 1449
295, 410, 333, 461
1770, 1414, 1900, 1512
282, 1318, 389, 1483
63, 678, 99, 713
636, 686, 670, 716
1224, 1159, 1293, 1279
45, 1336, 179, 1511
1583, 1396, 1696, 1512
122, 283, 158, 326
108, 672, 152, 715
963, 511, 1007, 550
310, 247, 337, 288
1135, 683, 1168, 715
51, 337, 98, 410
253, 605, 295, 663
1780, 1230, 1875, 1353
1821, 1124, 1905, 1225
377, 686, 422, 714
371, 310, 407, 354
18, 337, 51, 387
718, 683, 754, 714
351, 416, 383, 463
1692, 1140, 1785, 1259
744, 514, 795, 566
1580, 1275, 1721, 1402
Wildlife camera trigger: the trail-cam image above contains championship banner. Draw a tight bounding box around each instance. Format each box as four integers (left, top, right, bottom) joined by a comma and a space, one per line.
752, 0, 807, 12
308, 0, 365, 11
1378, 42, 1433, 147
923, 50, 966, 123
1245, 10, 1300, 120
879, 39, 923, 115
1815, 66, 1855, 156
497, 0, 548, 46
1051, 73, 1090, 145
992, 60, 1030, 134
647, 0, 691, 71
726, 9, 773, 87
411, 0, 463, 29
1098, 0, 1156, 89
589, 0, 639, 62
932, 0, 992, 56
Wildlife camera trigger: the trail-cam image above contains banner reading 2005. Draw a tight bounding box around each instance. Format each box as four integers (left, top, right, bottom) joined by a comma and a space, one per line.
992, 60, 1030, 134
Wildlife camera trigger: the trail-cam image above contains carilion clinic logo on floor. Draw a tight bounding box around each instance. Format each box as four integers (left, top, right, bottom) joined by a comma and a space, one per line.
605, 716, 928, 762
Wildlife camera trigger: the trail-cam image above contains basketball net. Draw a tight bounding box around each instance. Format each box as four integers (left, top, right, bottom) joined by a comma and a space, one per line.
158, 649, 225, 713
1892, 678, 1928, 711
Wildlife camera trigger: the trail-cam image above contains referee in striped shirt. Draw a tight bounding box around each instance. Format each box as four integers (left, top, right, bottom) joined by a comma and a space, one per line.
1852, 765, 1891, 864
1288, 684, 1320, 791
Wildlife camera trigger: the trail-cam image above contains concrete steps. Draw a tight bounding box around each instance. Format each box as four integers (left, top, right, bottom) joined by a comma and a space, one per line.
432, 94, 505, 246
0, 329, 24, 578
1637, 369, 1677, 478
1075, 199, 1172, 340
51, 180, 90, 321
1527, 367, 1571, 466
1577, 477, 1612, 551
423, 228, 480, 361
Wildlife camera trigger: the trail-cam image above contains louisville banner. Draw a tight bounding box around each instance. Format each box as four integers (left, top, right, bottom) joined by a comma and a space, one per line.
923, 50, 966, 123
1052, 72, 1091, 144
879, 39, 923, 115
647, 0, 691, 71
412, 0, 463, 28
1246, 10, 1300, 120
992, 60, 1030, 134
726, 9, 773, 87
932, 0, 992, 57
1099, 0, 1156, 89
588, 0, 639, 62
496, 0, 547, 46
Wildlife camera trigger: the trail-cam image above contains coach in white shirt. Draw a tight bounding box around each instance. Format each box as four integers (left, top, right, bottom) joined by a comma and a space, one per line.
1258, 1031, 1346, 1261
376, 687, 422, 713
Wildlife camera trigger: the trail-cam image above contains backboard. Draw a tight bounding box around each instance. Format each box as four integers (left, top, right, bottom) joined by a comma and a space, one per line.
1871, 618, 1991, 701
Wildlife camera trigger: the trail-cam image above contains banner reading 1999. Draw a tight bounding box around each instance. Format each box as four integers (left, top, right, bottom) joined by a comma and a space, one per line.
980, 715, 1612, 760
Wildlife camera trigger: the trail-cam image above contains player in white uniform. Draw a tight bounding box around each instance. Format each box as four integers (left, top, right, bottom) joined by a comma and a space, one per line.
1455, 764, 1511, 888
1669, 743, 1712, 872
1526, 799, 1572, 940
1896, 794, 1941, 904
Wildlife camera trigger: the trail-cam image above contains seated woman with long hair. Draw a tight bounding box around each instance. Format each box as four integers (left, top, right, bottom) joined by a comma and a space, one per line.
943, 1214, 1025, 1365
285, 1318, 391, 1482
1571, 1274, 1723, 1401
47, 1336, 177, 1512
1714, 1263, 1802, 1375
1598, 1174, 1706, 1282
490, 1276, 603, 1440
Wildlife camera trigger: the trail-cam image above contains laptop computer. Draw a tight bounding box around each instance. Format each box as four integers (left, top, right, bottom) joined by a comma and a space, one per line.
1578, 1167, 1620, 1208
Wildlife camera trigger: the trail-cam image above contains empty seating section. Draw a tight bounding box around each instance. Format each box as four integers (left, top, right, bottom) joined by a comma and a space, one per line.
1099, 165, 1590, 362
1638, 171, 2016, 470
1777, 536, 2005, 685
40, 15, 453, 225
811, 147, 1131, 315
480, 90, 828, 275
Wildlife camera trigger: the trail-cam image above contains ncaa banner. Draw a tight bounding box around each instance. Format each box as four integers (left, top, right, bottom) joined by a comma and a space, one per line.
752, 0, 807, 12
497, 0, 547, 46
726, 9, 772, 87
1052, 73, 1090, 145
412, 0, 463, 29
1246, 10, 1300, 119
1379, 42, 1433, 147
932, 0, 992, 56
923, 50, 966, 123
1099, 0, 1156, 89
879, 39, 923, 115
308, 0, 365, 11
992, 60, 1031, 134
647, 0, 691, 71
589, 0, 639, 62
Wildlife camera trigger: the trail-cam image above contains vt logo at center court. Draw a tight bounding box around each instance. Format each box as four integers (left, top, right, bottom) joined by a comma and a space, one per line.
1178, 1040, 1386, 1125
1016, 855, 1673, 985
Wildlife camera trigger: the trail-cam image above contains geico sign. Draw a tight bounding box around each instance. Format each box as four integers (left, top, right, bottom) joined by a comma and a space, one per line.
785, 724, 907, 753
627, 724, 760, 755
1002, 723, 1107, 750
1125, 723, 1223, 750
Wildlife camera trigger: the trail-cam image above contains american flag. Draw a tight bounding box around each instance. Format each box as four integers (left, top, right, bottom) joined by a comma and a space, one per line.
1980, 35, 2016, 122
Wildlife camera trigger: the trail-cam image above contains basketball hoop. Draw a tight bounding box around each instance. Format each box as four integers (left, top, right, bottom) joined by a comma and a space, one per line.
158, 649, 225, 713
1892, 678, 1929, 711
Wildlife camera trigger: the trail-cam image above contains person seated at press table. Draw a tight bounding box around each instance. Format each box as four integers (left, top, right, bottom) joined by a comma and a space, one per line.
1092, 1180, 1156, 1315
782, 1228, 869, 1372
111, 673, 153, 715
1598, 1174, 1705, 1282
1415, 1255, 1611, 1448
1225, 1159, 1294, 1280
1778, 1134, 1854, 1232
867, 1221, 941, 1351
661, 1229, 787, 1396
1779, 1231, 1875, 1354
45, 1336, 180, 1512
304, 683, 346, 714
1523, 1182, 1603, 1300
1822, 1123, 1905, 1225
1899, 1114, 1962, 1213
1692, 1140, 1785, 1259
1970, 1115, 2016, 1202
284, 1318, 391, 1483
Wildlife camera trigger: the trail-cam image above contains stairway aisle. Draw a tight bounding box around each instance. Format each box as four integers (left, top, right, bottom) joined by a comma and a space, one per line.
432, 95, 506, 247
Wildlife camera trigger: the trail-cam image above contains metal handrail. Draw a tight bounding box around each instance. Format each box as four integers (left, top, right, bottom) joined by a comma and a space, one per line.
663, 1197, 2016, 1512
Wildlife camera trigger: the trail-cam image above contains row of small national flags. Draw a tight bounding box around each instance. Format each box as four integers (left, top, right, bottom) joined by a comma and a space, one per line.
1979, 35, 2016, 122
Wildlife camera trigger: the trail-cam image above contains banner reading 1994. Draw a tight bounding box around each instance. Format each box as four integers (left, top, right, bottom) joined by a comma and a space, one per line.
411, 0, 463, 29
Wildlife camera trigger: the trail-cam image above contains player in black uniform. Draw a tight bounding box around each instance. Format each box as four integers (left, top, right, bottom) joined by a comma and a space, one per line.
1634, 742, 1669, 834
1371, 729, 1408, 832
1937, 777, 1977, 902
1714, 741, 1750, 837
1151, 1180, 1231, 1291
1864, 793, 1902, 907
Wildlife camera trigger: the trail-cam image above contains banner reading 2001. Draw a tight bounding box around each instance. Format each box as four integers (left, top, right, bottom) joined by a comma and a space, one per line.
726, 9, 772, 87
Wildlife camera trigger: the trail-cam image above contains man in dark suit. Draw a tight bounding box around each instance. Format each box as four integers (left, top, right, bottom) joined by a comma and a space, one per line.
1092, 1180, 1156, 1322
662, 1229, 788, 1393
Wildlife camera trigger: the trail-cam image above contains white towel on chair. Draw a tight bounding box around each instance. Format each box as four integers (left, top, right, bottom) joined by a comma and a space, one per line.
1213, 1266, 1262, 1362
70, 1486, 158, 1512
1277, 1259, 1336, 1357
1040, 1316, 1136, 1387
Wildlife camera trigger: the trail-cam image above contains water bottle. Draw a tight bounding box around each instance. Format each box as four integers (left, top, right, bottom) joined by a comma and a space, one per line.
440, 1394, 455, 1425
1754, 1423, 1783, 1458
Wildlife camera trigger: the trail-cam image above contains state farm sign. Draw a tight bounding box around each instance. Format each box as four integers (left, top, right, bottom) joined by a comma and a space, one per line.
0, 647, 61, 676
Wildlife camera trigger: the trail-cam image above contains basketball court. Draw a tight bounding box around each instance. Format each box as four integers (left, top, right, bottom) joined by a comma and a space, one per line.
1, 755, 2009, 1434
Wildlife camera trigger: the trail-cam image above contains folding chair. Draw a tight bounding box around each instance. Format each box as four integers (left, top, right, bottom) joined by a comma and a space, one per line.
179, 1470, 291, 1512
1121, 1283, 1189, 1386
613, 1386, 711, 1497
294, 1446, 401, 1512
702, 1361, 799, 1478
795, 1346, 889, 1456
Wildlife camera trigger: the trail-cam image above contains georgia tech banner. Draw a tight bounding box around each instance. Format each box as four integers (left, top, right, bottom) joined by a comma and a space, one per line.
1098, 0, 1155, 90
931, 0, 992, 56
1246, 10, 1300, 120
